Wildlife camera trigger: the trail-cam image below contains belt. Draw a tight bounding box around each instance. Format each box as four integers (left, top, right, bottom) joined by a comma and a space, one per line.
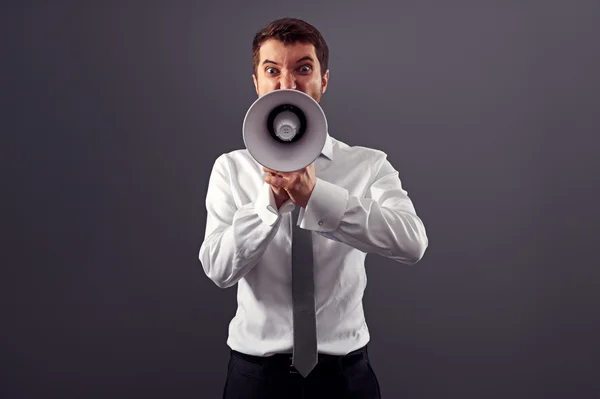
231, 345, 368, 374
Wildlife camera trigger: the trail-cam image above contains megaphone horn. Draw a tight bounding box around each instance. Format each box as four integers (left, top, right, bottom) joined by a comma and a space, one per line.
243, 89, 327, 172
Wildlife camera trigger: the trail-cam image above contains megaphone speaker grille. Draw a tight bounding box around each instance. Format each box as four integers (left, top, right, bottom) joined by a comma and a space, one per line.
267, 104, 306, 143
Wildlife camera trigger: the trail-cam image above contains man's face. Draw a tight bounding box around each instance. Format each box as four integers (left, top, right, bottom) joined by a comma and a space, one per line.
253, 39, 329, 103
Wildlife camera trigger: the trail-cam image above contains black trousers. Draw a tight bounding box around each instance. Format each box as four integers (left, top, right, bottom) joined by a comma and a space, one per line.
222, 345, 381, 399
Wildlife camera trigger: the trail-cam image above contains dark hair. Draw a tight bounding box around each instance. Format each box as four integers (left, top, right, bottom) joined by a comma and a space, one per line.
252, 18, 329, 77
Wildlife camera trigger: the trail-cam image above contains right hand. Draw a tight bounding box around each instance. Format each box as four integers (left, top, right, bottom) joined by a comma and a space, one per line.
264, 170, 290, 209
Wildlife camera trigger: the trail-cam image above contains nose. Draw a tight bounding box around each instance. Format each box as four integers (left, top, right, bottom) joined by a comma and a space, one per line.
279, 72, 296, 90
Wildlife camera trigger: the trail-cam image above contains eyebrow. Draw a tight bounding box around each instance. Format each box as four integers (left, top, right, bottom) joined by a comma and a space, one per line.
262, 56, 315, 66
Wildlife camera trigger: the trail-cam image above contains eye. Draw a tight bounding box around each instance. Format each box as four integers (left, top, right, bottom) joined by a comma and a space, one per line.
266, 67, 279, 74
298, 65, 312, 73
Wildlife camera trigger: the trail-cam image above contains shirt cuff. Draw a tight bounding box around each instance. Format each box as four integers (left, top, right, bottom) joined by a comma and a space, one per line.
255, 182, 295, 226
299, 178, 348, 232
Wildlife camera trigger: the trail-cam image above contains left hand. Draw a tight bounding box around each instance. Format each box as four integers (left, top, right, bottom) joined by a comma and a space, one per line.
263, 163, 316, 208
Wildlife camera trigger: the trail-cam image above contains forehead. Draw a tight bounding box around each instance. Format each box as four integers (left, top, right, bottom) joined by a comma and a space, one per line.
258, 39, 317, 62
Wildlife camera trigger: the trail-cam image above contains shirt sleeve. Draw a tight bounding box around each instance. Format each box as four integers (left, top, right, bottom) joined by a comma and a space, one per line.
198, 154, 283, 288
300, 153, 429, 264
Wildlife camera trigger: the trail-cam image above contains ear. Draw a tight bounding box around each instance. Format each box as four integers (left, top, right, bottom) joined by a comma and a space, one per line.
321, 69, 329, 94
252, 74, 259, 96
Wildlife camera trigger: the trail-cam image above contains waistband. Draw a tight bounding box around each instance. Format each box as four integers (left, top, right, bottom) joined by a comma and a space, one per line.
231, 345, 368, 373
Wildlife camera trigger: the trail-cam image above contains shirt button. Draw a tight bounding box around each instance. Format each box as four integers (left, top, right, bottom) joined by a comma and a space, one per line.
318, 220, 323, 226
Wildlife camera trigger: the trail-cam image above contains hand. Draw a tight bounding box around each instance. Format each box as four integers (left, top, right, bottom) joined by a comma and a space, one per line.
267, 175, 290, 210
263, 163, 316, 208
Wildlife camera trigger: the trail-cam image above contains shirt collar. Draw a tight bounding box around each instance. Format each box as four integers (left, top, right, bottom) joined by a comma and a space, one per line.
320, 132, 333, 161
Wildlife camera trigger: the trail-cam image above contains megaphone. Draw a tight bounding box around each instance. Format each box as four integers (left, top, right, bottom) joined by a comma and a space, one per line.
243, 89, 328, 173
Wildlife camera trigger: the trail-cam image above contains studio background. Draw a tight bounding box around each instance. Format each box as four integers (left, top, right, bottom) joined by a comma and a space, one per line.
2, 1, 599, 398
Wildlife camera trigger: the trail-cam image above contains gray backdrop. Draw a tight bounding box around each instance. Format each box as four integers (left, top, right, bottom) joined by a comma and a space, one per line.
2, 1, 600, 398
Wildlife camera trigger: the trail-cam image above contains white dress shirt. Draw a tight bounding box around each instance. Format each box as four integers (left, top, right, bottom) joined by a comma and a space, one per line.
199, 133, 428, 356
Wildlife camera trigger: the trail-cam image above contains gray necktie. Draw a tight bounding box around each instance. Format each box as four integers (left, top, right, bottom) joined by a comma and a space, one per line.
290, 205, 318, 377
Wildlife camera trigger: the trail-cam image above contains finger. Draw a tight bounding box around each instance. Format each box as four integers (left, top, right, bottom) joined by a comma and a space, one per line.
263, 166, 298, 178
265, 174, 288, 188
263, 167, 282, 176
265, 171, 282, 178
265, 175, 282, 188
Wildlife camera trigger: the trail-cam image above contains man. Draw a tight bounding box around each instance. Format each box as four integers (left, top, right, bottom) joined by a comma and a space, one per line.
199, 17, 428, 399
